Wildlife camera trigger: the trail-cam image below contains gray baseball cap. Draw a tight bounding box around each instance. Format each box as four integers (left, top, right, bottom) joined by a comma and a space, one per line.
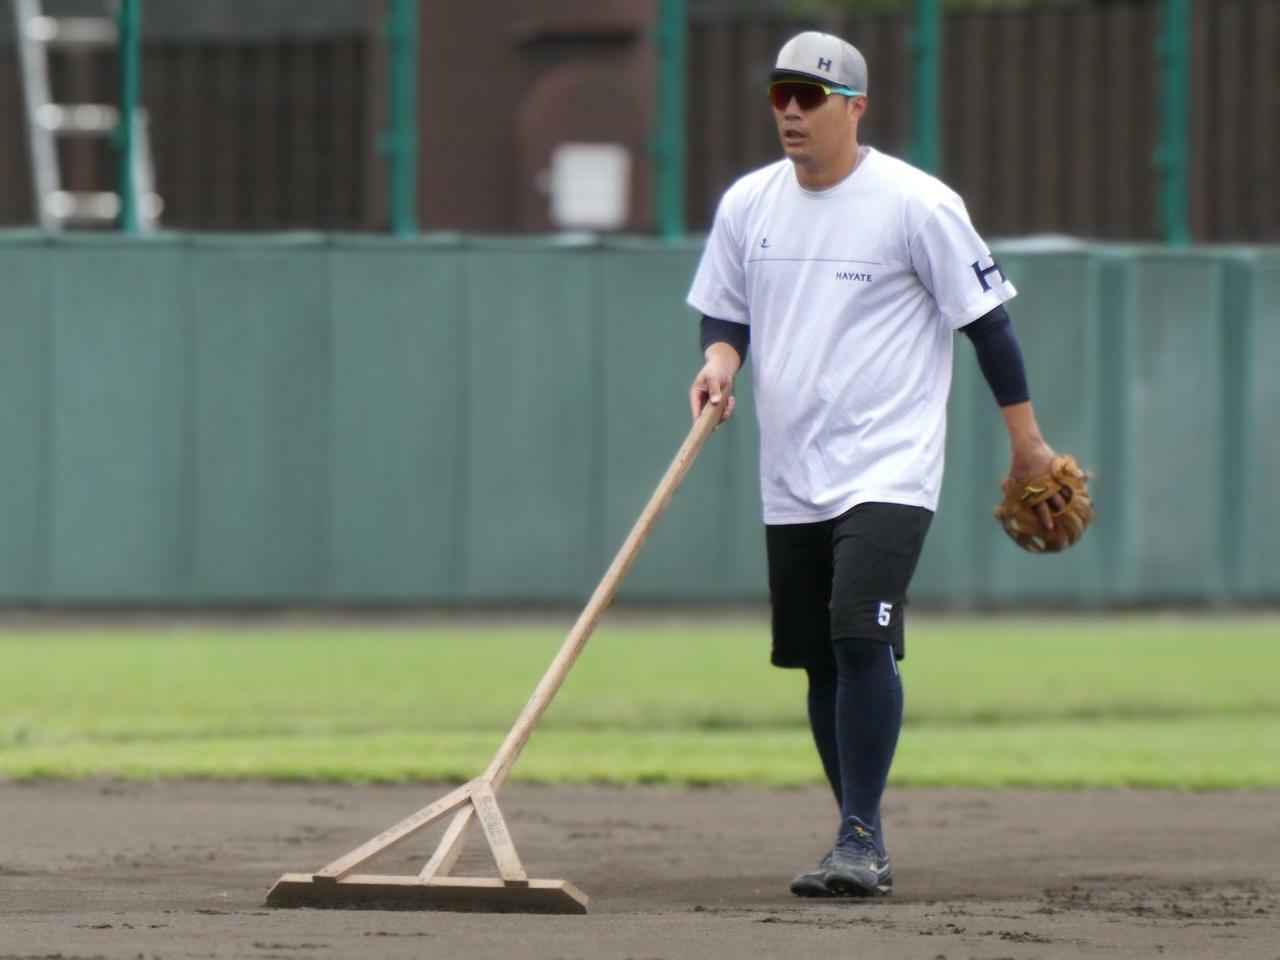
771, 31, 867, 94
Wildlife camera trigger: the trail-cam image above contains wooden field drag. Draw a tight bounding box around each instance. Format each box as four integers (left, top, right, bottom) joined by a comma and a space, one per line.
266, 402, 723, 913
267, 875, 588, 914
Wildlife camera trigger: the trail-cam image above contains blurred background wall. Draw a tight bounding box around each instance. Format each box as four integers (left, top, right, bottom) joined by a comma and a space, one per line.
0, 0, 1275, 607
0, 232, 1276, 606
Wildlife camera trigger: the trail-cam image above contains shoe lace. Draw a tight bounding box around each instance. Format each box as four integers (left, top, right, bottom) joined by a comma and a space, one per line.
835, 822, 879, 861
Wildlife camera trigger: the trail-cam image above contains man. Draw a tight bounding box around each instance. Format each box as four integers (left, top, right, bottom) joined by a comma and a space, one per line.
686, 32, 1068, 898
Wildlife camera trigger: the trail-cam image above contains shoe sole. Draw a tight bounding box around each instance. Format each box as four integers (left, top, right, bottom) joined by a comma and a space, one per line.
789, 878, 835, 898
825, 874, 893, 898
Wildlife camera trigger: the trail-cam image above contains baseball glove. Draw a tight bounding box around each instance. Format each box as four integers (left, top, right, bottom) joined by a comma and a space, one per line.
994, 455, 1093, 553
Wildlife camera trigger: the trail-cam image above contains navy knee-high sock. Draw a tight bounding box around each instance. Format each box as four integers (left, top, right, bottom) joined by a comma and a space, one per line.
833, 640, 903, 854
804, 667, 842, 808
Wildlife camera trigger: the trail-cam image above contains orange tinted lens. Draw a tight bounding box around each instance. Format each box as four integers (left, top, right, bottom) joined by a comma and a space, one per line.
769, 82, 827, 111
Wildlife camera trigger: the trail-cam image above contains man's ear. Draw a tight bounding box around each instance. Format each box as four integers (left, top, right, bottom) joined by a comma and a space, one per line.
848, 95, 868, 122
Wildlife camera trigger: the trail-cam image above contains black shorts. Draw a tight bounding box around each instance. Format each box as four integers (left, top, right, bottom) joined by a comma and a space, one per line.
766, 501, 933, 669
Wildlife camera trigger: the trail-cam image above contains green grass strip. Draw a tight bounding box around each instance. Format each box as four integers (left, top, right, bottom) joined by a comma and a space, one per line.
2, 617, 1278, 787
3, 718, 1277, 790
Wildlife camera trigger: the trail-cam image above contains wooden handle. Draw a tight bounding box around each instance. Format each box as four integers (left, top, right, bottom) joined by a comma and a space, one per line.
483, 399, 726, 788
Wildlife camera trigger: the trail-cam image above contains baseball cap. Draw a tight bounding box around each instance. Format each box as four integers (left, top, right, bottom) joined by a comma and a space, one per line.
771, 32, 868, 95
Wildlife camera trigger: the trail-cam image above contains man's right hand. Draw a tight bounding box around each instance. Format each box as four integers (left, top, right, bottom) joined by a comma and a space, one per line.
689, 343, 741, 425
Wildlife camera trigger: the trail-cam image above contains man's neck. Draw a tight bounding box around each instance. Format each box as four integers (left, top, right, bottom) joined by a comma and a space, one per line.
794, 141, 863, 191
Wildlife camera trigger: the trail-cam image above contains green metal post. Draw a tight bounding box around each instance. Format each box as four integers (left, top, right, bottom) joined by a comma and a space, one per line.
655, 0, 686, 240
385, 0, 419, 235
115, 0, 141, 234
1156, 0, 1191, 244
908, 0, 941, 175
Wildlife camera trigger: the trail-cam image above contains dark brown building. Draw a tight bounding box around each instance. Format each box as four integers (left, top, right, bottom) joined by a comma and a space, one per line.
1, 0, 1276, 240
419, 0, 657, 233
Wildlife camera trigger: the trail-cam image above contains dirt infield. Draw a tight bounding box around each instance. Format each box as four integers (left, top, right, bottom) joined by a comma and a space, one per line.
2, 781, 1277, 960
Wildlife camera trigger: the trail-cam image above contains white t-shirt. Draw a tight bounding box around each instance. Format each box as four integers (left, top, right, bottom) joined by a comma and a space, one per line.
687, 147, 1016, 524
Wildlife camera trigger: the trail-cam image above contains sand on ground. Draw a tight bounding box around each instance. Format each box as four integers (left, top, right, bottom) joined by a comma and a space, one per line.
1, 781, 1277, 959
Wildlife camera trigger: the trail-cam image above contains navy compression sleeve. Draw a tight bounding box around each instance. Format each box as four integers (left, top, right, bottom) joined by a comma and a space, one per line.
700, 315, 749, 364
960, 305, 1030, 407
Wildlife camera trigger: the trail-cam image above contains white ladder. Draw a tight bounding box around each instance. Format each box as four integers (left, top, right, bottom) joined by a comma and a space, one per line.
11, 0, 161, 230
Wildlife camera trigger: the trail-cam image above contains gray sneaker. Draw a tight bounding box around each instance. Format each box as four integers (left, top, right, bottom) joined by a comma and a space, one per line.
823, 816, 893, 897
789, 850, 836, 897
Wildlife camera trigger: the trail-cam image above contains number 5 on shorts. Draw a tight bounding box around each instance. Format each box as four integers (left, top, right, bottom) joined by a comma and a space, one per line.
877, 601, 892, 627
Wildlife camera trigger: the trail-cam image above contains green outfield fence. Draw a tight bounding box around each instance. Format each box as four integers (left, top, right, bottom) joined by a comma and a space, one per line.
0, 231, 1276, 606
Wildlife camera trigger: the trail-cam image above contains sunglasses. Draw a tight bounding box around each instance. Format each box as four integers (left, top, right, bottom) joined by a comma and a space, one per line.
767, 79, 860, 111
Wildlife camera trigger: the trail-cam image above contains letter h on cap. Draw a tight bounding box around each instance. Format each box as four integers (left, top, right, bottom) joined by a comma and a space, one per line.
817, 56, 833, 72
